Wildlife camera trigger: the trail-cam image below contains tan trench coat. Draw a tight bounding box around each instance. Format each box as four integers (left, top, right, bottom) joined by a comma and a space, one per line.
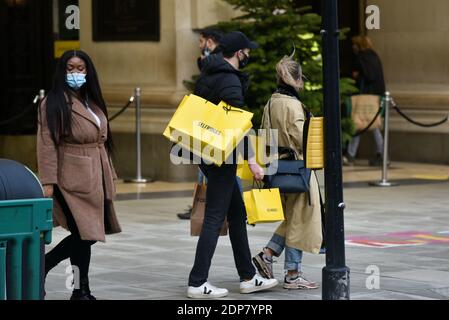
261, 93, 322, 254
37, 96, 122, 242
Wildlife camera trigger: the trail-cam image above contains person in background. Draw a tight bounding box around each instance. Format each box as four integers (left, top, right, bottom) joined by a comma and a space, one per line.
253, 54, 322, 290
197, 27, 224, 70
186, 31, 278, 299
37, 50, 121, 300
344, 35, 386, 166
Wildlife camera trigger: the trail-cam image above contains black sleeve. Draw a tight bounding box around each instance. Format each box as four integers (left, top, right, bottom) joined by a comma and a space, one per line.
197, 57, 205, 72
358, 52, 377, 83
353, 54, 362, 74
217, 74, 245, 107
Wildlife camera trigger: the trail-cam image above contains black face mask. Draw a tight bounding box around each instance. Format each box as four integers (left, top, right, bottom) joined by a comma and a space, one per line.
239, 53, 250, 69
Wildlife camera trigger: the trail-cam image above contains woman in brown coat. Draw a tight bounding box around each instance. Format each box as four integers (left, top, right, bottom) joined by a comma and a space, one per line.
252, 54, 322, 290
37, 50, 121, 300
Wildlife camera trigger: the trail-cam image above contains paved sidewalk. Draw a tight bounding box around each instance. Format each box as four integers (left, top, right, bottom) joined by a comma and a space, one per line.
45, 162, 449, 300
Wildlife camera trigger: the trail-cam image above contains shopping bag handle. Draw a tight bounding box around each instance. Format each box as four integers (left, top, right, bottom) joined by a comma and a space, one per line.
252, 179, 270, 191
222, 103, 244, 115
252, 179, 261, 190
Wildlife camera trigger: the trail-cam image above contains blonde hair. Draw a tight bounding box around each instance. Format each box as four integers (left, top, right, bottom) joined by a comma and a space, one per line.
352, 35, 374, 51
276, 50, 304, 90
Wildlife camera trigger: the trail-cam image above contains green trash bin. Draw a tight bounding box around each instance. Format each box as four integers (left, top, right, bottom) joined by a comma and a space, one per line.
0, 241, 6, 300
0, 159, 53, 300
0, 199, 53, 300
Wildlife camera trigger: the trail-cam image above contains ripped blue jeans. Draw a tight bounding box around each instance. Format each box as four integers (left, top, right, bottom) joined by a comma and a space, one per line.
266, 233, 303, 272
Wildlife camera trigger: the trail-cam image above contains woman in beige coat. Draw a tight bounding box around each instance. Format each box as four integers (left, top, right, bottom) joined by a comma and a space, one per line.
252, 54, 322, 290
37, 50, 121, 300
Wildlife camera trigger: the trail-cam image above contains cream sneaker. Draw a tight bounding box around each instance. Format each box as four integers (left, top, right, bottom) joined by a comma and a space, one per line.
240, 274, 278, 294
187, 282, 228, 299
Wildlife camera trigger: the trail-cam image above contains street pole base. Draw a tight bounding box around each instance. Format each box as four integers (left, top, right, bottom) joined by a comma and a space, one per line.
322, 266, 350, 300
369, 181, 399, 187
124, 178, 152, 184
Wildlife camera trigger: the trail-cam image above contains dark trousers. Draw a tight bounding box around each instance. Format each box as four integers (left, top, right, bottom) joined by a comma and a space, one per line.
45, 186, 96, 283
188, 163, 256, 287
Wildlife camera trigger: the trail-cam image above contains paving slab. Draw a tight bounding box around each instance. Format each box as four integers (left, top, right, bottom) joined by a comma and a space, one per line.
44, 172, 449, 300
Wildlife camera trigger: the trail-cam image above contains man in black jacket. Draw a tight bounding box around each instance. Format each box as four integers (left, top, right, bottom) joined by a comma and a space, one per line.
194, 37, 249, 107
187, 31, 278, 299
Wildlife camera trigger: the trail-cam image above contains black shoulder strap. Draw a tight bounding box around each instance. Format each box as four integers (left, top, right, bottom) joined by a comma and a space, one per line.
301, 102, 312, 119
302, 104, 311, 167
268, 99, 273, 129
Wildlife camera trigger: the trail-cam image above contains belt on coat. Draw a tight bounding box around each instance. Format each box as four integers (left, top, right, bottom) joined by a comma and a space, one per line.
63, 142, 105, 148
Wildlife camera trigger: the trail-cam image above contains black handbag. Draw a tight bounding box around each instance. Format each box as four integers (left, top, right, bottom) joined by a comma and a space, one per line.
263, 99, 312, 194
263, 150, 311, 194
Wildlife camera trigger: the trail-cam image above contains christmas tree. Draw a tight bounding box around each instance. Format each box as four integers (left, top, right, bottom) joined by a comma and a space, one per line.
217, 0, 357, 143
187, 0, 358, 143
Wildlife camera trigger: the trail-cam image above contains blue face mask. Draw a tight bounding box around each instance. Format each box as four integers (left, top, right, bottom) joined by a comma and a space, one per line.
203, 47, 211, 57
66, 73, 86, 90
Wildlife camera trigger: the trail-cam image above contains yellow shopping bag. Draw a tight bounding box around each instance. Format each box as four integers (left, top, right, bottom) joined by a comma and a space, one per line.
305, 117, 325, 169
237, 161, 254, 181
243, 186, 285, 224
236, 134, 270, 180
163, 94, 254, 166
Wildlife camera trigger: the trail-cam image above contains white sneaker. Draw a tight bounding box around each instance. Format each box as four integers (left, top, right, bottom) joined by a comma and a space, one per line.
240, 274, 279, 294
187, 282, 228, 299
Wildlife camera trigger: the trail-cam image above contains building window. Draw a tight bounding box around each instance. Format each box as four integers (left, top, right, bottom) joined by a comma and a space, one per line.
92, 0, 160, 42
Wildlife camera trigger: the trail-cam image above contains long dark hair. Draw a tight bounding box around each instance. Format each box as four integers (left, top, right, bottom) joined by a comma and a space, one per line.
41, 50, 114, 157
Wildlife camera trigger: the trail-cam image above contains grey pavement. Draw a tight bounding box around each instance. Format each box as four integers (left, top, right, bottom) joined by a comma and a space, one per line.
45, 178, 449, 300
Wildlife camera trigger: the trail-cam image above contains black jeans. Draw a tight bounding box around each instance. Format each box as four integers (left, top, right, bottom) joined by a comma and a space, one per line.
188, 163, 256, 287
45, 186, 96, 283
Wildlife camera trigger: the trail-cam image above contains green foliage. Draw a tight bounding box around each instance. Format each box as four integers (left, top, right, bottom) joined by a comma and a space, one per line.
184, 0, 358, 139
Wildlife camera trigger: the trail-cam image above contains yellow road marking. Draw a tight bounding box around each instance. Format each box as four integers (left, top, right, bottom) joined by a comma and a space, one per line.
413, 234, 449, 242
412, 174, 449, 181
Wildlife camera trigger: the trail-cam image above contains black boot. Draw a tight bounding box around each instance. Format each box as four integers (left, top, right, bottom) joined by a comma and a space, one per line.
177, 206, 192, 220
70, 278, 96, 300
369, 153, 390, 167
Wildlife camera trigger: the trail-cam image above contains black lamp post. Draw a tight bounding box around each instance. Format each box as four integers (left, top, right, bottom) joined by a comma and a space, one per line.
321, 0, 350, 300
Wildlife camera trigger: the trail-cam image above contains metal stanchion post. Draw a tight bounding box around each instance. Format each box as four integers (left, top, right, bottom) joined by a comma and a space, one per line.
37, 87, 45, 301
37, 91, 46, 300
370, 92, 398, 187
125, 88, 151, 184
39, 90, 45, 102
